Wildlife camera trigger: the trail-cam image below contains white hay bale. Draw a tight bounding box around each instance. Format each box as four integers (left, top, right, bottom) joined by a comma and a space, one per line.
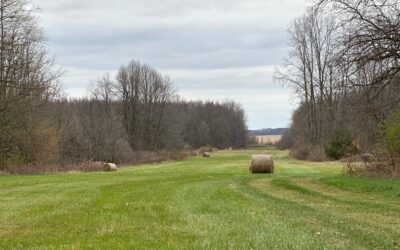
202, 152, 210, 158
104, 163, 117, 172
249, 155, 274, 174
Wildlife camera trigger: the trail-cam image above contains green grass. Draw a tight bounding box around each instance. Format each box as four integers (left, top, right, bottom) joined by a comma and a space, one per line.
0, 148, 399, 249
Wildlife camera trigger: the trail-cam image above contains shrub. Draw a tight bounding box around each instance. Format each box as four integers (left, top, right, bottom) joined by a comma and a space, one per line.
78, 162, 106, 172
276, 130, 294, 150
384, 110, 400, 176
341, 111, 400, 178
6, 164, 59, 175
308, 145, 329, 162
169, 151, 190, 161
246, 135, 258, 146
290, 143, 313, 160
326, 129, 360, 160
290, 143, 328, 162
343, 153, 394, 178
385, 111, 400, 157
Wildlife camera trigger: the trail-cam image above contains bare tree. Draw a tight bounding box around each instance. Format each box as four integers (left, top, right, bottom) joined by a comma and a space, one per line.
116, 60, 176, 151
0, 0, 60, 168
279, 0, 400, 163
275, 7, 339, 144
318, 0, 400, 103
318, 0, 400, 144
89, 74, 122, 162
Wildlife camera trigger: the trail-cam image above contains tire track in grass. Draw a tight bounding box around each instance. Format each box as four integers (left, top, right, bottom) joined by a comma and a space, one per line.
248, 176, 400, 249
293, 178, 400, 210
236, 179, 357, 249
174, 177, 333, 249
272, 178, 400, 213
270, 177, 400, 239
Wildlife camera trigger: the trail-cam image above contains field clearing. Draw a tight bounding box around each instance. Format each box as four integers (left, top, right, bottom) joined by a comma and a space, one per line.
256, 135, 282, 145
0, 148, 399, 249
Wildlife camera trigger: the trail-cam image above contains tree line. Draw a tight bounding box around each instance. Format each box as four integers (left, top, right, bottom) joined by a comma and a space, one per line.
53, 74, 248, 167
277, 0, 400, 175
0, 0, 248, 172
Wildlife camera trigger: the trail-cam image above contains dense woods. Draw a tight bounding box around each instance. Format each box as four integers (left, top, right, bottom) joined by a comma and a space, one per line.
277, 0, 400, 176
0, 0, 248, 173
53, 94, 247, 168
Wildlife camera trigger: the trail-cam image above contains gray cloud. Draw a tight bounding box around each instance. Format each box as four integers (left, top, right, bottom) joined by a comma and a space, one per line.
33, 0, 309, 129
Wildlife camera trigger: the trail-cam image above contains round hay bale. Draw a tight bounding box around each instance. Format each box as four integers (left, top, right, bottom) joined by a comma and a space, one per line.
202, 152, 210, 158
250, 155, 274, 174
104, 163, 118, 172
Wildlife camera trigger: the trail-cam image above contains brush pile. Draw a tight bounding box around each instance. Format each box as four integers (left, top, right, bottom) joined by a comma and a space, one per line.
79, 161, 118, 172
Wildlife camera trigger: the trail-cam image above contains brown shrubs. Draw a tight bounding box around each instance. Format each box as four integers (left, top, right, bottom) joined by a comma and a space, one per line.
344, 152, 400, 178
79, 162, 107, 172
290, 144, 328, 162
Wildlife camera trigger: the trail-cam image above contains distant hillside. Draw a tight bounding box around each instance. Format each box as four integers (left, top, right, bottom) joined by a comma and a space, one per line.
248, 128, 288, 136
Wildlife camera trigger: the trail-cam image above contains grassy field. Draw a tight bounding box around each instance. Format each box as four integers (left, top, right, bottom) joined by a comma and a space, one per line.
0, 148, 399, 249
255, 135, 282, 145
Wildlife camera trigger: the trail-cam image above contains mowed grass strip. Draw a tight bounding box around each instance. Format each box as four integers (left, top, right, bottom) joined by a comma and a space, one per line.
0, 148, 399, 249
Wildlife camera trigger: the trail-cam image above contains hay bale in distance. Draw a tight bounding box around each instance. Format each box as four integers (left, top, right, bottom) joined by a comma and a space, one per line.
202, 152, 210, 158
250, 155, 274, 174
198, 146, 212, 155
104, 163, 118, 172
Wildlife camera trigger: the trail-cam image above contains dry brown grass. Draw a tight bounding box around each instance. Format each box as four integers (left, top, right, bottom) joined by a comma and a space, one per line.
255, 135, 282, 145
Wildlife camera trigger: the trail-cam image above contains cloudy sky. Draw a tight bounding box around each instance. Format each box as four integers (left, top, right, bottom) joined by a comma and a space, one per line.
33, 0, 310, 129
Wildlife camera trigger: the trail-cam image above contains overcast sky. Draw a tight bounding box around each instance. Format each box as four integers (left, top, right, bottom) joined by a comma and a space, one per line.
33, 0, 310, 129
